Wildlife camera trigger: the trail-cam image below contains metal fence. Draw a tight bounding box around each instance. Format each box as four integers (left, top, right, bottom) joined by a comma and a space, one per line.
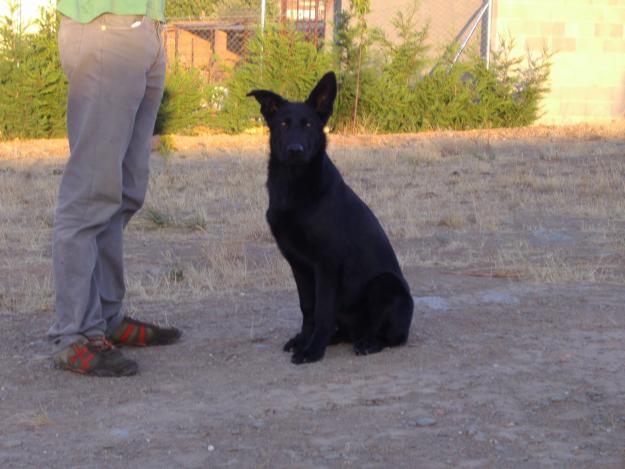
162, 0, 492, 81
429, 0, 493, 67
163, 15, 257, 82
163, 0, 329, 81
279, 0, 328, 44
5, 0, 492, 81
364, 0, 492, 65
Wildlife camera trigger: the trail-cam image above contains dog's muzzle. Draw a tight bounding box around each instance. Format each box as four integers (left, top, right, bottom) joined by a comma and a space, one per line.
287, 143, 305, 158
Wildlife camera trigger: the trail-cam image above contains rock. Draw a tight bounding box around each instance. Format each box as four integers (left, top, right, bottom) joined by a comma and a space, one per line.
415, 417, 437, 427
110, 428, 130, 439
467, 425, 487, 441
413, 296, 450, 311
250, 418, 265, 429
481, 291, 520, 306
532, 229, 573, 244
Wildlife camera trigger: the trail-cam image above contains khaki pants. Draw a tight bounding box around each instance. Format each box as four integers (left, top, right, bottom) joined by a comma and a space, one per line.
48, 14, 166, 351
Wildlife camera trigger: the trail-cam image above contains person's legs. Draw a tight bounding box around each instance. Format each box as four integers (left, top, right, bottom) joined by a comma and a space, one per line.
97, 20, 167, 333
49, 15, 162, 352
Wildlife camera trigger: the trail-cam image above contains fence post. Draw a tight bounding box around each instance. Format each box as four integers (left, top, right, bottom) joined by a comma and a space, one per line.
261, 0, 266, 34
485, 0, 493, 68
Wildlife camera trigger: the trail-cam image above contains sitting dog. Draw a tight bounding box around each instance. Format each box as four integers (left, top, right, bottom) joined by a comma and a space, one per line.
248, 72, 413, 364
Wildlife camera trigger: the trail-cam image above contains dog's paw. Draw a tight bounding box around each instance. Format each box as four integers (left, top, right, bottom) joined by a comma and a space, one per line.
353, 339, 384, 356
283, 334, 306, 352
291, 347, 325, 365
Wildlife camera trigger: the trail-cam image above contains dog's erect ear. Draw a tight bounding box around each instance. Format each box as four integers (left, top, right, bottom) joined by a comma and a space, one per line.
247, 90, 287, 122
306, 72, 337, 125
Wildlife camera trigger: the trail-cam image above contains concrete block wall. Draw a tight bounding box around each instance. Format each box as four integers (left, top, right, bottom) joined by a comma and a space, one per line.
492, 0, 625, 123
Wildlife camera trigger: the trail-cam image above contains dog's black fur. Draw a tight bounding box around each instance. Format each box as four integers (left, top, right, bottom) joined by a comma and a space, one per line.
248, 72, 413, 364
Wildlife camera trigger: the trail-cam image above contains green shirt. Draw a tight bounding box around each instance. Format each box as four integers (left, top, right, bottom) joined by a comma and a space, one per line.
57, 0, 165, 23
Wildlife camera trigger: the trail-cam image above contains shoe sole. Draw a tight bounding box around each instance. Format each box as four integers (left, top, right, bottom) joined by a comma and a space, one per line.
55, 362, 138, 377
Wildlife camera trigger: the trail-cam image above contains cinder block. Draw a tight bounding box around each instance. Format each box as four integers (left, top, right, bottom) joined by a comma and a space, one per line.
508, 20, 540, 36
610, 24, 624, 38
604, 39, 625, 52
560, 101, 588, 116
525, 36, 549, 51
611, 101, 625, 116
595, 23, 624, 37
586, 101, 613, 116
541, 22, 566, 36
552, 37, 577, 52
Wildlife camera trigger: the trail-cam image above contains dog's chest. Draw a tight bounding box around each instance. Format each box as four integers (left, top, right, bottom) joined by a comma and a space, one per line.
266, 210, 314, 259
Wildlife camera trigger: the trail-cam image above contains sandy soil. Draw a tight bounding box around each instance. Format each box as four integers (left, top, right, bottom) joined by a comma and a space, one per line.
1, 125, 624, 468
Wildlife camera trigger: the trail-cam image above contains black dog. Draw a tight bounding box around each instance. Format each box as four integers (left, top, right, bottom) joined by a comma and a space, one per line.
248, 72, 413, 364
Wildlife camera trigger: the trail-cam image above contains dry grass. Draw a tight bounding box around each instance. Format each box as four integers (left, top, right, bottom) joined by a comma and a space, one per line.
1, 124, 624, 314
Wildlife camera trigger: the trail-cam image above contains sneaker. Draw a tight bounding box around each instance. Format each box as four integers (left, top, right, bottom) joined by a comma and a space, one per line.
108, 316, 181, 347
53, 336, 138, 377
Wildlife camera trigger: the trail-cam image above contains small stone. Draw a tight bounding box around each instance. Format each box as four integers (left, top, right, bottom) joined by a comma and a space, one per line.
415, 417, 436, 427
250, 419, 265, 429
413, 296, 450, 311
467, 425, 487, 441
481, 291, 520, 306
110, 428, 129, 439
207, 444, 215, 452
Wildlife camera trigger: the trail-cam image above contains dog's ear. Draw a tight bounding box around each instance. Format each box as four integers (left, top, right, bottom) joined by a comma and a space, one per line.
306, 72, 337, 125
247, 90, 286, 122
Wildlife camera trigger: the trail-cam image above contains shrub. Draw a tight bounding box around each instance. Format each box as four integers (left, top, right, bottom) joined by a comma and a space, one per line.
155, 63, 217, 134
215, 25, 335, 132
0, 1, 551, 139
334, 6, 551, 133
0, 4, 67, 140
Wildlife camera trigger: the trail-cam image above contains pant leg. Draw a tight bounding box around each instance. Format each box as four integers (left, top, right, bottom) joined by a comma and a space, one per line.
49, 15, 164, 350
99, 22, 167, 333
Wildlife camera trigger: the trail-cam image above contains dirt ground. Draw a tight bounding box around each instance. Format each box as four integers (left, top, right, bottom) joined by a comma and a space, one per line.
1, 125, 625, 468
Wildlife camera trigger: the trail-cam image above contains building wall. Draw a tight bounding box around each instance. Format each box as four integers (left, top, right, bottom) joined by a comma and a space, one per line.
492, 0, 625, 123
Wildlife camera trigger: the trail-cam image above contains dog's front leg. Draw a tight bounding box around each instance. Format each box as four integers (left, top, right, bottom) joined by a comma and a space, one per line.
291, 267, 338, 364
284, 264, 315, 353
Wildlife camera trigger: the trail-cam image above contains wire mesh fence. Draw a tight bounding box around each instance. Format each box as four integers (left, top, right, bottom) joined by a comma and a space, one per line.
418, 0, 491, 60
163, 15, 257, 82
162, 0, 492, 82
162, 0, 330, 82
3, 0, 492, 83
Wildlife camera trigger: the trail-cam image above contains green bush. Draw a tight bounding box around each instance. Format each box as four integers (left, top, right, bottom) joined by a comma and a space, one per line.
0, 5, 67, 140
332, 6, 551, 133
165, 0, 217, 17
0, 1, 551, 140
215, 25, 334, 132
155, 63, 218, 134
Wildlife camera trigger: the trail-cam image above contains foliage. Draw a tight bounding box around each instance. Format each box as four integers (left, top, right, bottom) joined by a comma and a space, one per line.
332, 1, 378, 131
165, 0, 218, 18
156, 134, 177, 158
215, 25, 334, 132
166, 0, 270, 19
0, 3, 67, 139
405, 38, 552, 131
331, 5, 551, 133
155, 63, 217, 134
0, 1, 551, 139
